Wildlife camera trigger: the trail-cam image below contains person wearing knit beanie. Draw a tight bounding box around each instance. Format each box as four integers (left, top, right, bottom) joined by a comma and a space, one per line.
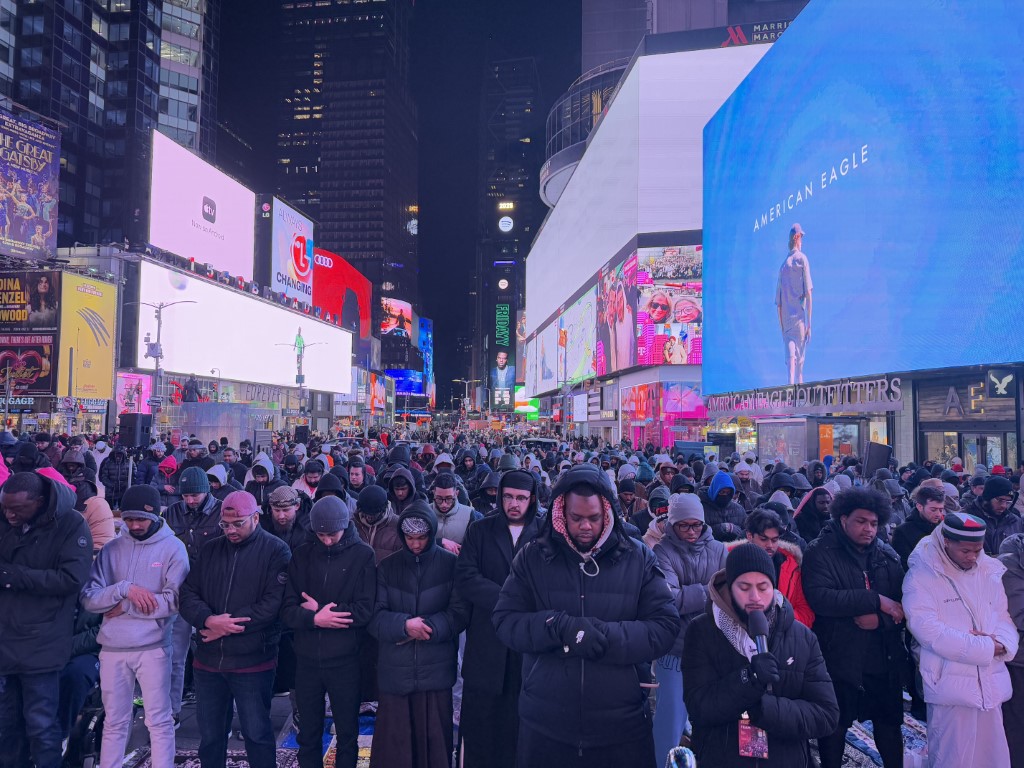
120, 484, 163, 523
178, 465, 210, 495
969, 474, 1022, 554
983, 475, 1014, 502
357, 485, 389, 523
726, 542, 778, 589
310, 496, 351, 534
668, 493, 705, 525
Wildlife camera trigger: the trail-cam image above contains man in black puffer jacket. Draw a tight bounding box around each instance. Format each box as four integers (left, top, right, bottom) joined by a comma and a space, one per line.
802, 488, 906, 768
492, 464, 679, 768
683, 543, 838, 767
0, 471, 92, 768
98, 444, 133, 509
282, 497, 376, 768
456, 469, 545, 768
179, 491, 291, 768
368, 501, 469, 767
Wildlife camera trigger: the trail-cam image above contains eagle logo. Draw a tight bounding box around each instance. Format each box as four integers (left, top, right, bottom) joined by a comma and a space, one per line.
990, 372, 1013, 396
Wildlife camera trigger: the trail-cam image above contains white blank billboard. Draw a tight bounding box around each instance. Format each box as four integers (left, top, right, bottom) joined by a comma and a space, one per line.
525, 44, 770, 335
148, 131, 256, 281
136, 261, 352, 393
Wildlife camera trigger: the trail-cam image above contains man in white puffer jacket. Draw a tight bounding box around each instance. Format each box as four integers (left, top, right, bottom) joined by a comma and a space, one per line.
904, 511, 1018, 768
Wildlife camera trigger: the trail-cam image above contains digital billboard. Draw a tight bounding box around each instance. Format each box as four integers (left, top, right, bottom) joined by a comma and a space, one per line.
0, 271, 60, 395
136, 261, 352, 392
515, 310, 528, 384
536, 322, 559, 394
596, 252, 638, 376
0, 111, 60, 260
514, 385, 540, 421
58, 274, 118, 400
312, 248, 372, 356
380, 297, 414, 339
558, 287, 597, 386
703, 0, 1024, 394
116, 372, 152, 415
270, 198, 315, 302
385, 368, 424, 396
636, 245, 703, 366
148, 131, 256, 280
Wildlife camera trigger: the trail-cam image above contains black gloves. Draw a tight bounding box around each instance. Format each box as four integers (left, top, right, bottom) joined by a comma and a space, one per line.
750, 652, 780, 689
549, 613, 609, 660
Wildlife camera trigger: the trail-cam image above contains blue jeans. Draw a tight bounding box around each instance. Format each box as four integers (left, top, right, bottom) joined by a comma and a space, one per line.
194, 667, 276, 768
0, 671, 63, 768
58, 654, 100, 740
652, 654, 686, 767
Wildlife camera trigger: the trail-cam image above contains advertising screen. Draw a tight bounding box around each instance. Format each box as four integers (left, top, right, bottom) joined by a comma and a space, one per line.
136, 261, 351, 392
58, 274, 118, 400
368, 372, 386, 415
312, 248, 372, 356
596, 252, 639, 376
703, 0, 1024, 394
148, 131, 256, 280
380, 297, 414, 339
0, 270, 60, 395
270, 198, 315, 302
536, 322, 559, 395
0, 111, 60, 260
116, 372, 152, 415
636, 245, 703, 366
515, 310, 528, 384
558, 287, 597, 386
385, 369, 424, 396
419, 317, 434, 384
514, 385, 540, 420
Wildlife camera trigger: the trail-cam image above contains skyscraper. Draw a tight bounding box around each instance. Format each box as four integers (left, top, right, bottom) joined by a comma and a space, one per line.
275, 0, 419, 304
6, 0, 219, 247
467, 57, 543, 397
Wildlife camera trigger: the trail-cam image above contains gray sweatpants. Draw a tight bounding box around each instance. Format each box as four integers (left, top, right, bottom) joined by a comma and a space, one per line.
99, 646, 176, 768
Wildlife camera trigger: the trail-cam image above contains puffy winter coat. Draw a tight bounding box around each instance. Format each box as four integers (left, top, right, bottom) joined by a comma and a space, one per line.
281, 523, 376, 664
802, 520, 906, 687
163, 493, 223, 562
699, 473, 748, 536
0, 475, 92, 674
904, 526, 1018, 709
98, 449, 133, 505
793, 488, 833, 544
962, 494, 1024, 555
369, 503, 470, 695
456, 471, 545, 695
179, 525, 291, 670
891, 509, 938, 571
354, 506, 404, 564
1000, 533, 1024, 668
654, 524, 727, 657
683, 573, 838, 767
492, 464, 679, 749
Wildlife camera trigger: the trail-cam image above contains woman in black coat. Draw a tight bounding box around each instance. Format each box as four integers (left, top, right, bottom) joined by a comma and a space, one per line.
683, 545, 838, 768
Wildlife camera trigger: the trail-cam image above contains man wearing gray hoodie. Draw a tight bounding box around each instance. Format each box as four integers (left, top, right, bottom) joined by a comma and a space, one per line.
81, 484, 190, 767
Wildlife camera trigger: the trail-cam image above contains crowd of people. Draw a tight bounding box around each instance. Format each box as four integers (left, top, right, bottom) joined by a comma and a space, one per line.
3, 426, 1024, 768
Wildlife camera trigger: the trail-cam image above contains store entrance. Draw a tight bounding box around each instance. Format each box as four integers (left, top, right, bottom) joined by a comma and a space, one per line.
921, 431, 1018, 471
963, 432, 1009, 473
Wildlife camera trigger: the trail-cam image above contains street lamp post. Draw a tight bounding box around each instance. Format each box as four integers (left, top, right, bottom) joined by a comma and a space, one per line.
210, 368, 222, 401
451, 378, 481, 410
131, 300, 197, 411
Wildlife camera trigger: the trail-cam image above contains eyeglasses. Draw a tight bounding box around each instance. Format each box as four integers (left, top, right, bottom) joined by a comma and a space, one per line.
674, 522, 703, 532
218, 515, 256, 530
502, 493, 531, 505
434, 495, 457, 506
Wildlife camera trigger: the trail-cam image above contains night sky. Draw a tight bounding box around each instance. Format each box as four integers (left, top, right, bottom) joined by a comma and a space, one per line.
219, 0, 582, 406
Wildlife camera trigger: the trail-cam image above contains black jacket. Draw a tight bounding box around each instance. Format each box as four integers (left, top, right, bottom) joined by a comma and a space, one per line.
684, 575, 839, 768
246, 478, 288, 512
369, 502, 470, 695
135, 452, 161, 486
99, 449, 133, 503
456, 471, 544, 695
163, 493, 223, 562
891, 510, 937, 571
281, 523, 376, 665
0, 475, 92, 674
179, 525, 292, 670
802, 520, 906, 687
492, 464, 679, 749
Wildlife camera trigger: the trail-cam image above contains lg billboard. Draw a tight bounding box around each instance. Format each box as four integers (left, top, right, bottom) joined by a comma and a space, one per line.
270, 198, 315, 302
148, 131, 256, 281
136, 261, 352, 392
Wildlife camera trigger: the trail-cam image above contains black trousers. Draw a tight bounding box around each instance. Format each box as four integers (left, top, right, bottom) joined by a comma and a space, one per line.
515, 723, 656, 768
460, 659, 521, 768
818, 673, 904, 768
294, 656, 361, 768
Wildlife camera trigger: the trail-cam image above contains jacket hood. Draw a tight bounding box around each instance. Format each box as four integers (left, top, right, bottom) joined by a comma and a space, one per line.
388, 466, 415, 491
158, 456, 178, 474
206, 464, 228, 485
496, 469, 541, 524
726, 537, 803, 565
648, 485, 671, 510
22, 468, 77, 528
130, 518, 176, 546
808, 460, 826, 479
709, 471, 735, 500
769, 489, 795, 510
478, 471, 501, 491
794, 486, 832, 518
314, 471, 346, 500
397, 500, 438, 553
546, 463, 622, 559
388, 444, 412, 467
433, 452, 455, 468
1000, 532, 1024, 562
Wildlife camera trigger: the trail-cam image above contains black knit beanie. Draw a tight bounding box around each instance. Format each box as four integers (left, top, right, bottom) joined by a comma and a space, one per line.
725, 543, 777, 587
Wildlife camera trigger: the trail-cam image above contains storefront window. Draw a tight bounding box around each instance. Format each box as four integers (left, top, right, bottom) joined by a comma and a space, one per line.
925, 432, 959, 465
620, 381, 706, 450
1009, 434, 1018, 474
868, 418, 888, 446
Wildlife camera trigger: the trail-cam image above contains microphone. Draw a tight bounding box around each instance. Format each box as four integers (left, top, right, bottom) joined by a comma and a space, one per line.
666, 746, 697, 768
748, 608, 770, 655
